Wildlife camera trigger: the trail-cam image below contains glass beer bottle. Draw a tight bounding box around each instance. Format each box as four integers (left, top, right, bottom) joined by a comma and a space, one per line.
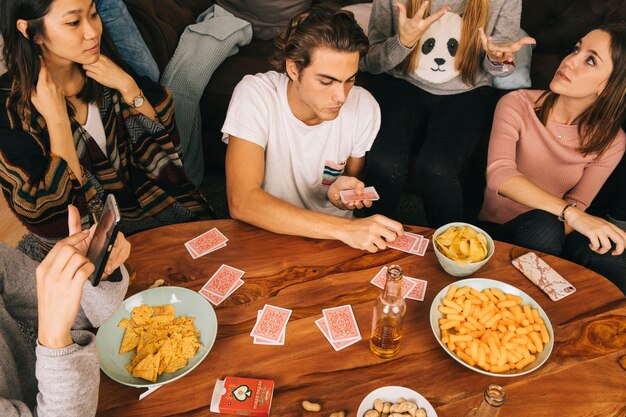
369, 265, 406, 358
463, 385, 506, 417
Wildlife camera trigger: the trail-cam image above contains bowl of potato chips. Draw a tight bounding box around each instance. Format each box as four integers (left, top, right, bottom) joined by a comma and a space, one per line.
96, 286, 218, 387
432, 223, 494, 277
429, 278, 554, 377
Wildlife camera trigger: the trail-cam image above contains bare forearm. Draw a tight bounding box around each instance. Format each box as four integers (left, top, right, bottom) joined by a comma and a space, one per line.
48, 121, 83, 184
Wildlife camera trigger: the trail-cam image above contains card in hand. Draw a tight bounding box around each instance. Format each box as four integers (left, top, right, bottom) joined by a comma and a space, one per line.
201, 264, 245, 297
250, 305, 292, 343
388, 232, 421, 253
339, 186, 380, 204
315, 318, 361, 351
322, 305, 361, 343
184, 228, 228, 258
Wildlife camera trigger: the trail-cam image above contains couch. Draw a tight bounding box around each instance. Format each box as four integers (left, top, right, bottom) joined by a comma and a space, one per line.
122, 0, 626, 218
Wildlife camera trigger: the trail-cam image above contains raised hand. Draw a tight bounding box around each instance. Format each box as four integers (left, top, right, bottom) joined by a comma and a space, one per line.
83, 55, 137, 100
31, 57, 69, 125
328, 176, 372, 210
566, 208, 626, 255
67, 204, 131, 278
36, 229, 94, 348
395, 1, 449, 48
479, 27, 536, 63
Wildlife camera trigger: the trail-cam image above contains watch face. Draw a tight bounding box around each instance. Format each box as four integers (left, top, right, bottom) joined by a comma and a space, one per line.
133, 95, 144, 108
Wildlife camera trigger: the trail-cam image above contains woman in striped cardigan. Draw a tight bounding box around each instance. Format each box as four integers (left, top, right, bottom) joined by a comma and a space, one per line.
0, 0, 212, 252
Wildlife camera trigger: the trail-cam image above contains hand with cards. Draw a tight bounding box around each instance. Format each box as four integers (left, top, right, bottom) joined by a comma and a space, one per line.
316, 305, 362, 351
327, 176, 379, 210
387, 231, 429, 256
198, 264, 245, 306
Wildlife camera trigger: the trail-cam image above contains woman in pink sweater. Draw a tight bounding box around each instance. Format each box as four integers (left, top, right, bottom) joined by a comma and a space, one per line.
479, 24, 626, 292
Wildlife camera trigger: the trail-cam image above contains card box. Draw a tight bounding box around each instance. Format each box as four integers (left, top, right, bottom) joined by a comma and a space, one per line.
210, 376, 274, 416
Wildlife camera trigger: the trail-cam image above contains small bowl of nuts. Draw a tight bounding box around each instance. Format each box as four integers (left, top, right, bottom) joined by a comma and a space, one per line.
357, 386, 437, 417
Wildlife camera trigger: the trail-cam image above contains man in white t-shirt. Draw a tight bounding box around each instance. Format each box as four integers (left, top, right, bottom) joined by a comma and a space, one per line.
222, 6, 402, 252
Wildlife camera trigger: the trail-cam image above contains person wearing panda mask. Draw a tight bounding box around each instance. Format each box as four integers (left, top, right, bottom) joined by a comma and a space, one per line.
362, 0, 534, 227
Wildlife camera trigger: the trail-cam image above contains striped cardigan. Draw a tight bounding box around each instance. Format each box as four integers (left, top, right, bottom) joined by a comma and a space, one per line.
0, 72, 211, 250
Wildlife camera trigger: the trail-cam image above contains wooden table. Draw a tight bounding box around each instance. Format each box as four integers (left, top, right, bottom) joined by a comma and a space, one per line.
97, 220, 626, 417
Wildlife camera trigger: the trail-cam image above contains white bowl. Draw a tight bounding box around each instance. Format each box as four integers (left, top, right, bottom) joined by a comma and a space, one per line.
357, 386, 437, 417
432, 222, 494, 277
429, 278, 554, 377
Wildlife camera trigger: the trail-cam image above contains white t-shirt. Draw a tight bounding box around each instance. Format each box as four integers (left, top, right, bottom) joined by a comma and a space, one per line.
222, 71, 381, 218
83, 103, 107, 156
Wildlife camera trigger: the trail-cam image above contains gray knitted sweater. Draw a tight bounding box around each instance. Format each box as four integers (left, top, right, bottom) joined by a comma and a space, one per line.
0, 244, 128, 417
362, 0, 522, 95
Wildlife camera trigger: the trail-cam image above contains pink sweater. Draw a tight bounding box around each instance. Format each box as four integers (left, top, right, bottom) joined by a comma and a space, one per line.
479, 89, 626, 224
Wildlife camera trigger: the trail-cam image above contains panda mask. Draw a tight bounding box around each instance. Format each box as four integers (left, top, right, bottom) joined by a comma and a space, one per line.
414, 12, 462, 84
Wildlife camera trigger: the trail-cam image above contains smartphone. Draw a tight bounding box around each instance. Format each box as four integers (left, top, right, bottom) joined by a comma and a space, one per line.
86, 194, 121, 286
511, 252, 576, 301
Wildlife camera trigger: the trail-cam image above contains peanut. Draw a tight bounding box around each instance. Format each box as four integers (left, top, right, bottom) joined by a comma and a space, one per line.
364, 410, 380, 417
329, 412, 345, 417
374, 399, 383, 412
302, 400, 321, 412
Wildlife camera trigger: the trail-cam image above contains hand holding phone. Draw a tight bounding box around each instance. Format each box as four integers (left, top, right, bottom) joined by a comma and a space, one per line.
511, 252, 576, 301
86, 194, 121, 286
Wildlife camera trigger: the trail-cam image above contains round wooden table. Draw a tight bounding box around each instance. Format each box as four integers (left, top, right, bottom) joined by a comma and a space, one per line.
97, 220, 626, 416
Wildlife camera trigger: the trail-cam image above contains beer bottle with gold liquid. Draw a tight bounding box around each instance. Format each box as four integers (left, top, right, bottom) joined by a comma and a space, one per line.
370, 265, 406, 358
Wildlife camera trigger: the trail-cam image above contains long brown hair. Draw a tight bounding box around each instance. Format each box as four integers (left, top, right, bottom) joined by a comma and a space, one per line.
400, 0, 489, 85
535, 24, 626, 156
270, 5, 369, 77
1, 0, 131, 112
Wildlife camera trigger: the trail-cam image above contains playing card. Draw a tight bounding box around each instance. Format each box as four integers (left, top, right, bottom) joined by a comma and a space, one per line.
185, 242, 227, 259
405, 276, 428, 301
339, 186, 380, 204
413, 238, 429, 256
184, 228, 228, 258
370, 266, 417, 298
250, 305, 292, 342
201, 265, 245, 297
199, 278, 244, 306
254, 311, 286, 345
387, 232, 420, 253
322, 305, 361, 343
315, 318, 361, 351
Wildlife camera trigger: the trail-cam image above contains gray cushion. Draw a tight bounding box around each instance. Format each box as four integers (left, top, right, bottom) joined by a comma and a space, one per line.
215, 0, 312, 40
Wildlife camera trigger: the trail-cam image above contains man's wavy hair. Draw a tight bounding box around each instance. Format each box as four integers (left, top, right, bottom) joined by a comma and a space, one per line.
270, 5, 369, 78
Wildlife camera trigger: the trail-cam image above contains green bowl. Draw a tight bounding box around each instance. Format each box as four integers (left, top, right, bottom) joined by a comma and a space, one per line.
96, 286, 218, 387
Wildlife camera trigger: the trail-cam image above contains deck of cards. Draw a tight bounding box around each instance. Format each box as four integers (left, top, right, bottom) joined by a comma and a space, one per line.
199, 264, 245, 306
370, 266, 427, 301
185, 228, 228, 259
339, 186, 380, 204
251, 304, 292, 346
316, 305, 362, 351
387, 232, 429, 256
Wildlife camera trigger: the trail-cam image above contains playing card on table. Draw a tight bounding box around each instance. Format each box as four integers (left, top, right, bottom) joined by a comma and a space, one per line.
322, 305, 361, 343
315, 318, 361, 351
201, 265, 245, 297
184, 228, 228, 258
199, 278, 244, 306
250, 305, 292, 343
339, 186, 380, 204
405, 276, 428, 301
411, 237, 429, 256
254, 311, 286, 345
370, 266, 417, 299
388, 232, 421, 253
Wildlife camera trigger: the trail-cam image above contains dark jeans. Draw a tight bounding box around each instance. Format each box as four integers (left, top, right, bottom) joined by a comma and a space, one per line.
609, 153, 626, 221
364, 73, 495, 227
485, 209, 626, 295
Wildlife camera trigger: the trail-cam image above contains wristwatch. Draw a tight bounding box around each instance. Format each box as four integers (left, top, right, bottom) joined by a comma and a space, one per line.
127, 90, 145, 108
